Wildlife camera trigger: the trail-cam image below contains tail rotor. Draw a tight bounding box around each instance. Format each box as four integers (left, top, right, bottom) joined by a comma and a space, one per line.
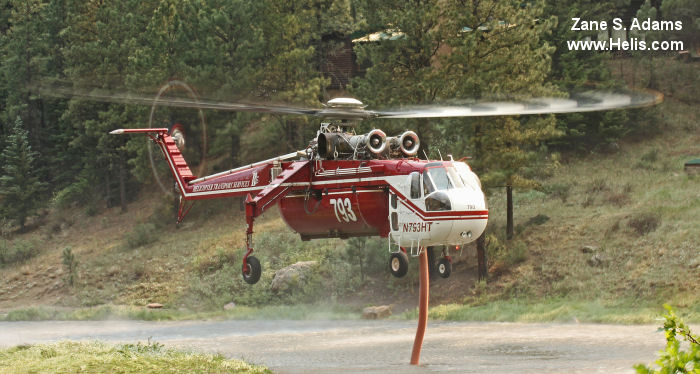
147, 80, 208, 197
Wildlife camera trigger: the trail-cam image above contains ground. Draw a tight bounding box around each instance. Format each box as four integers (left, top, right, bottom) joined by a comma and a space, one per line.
1, 319, 690, 373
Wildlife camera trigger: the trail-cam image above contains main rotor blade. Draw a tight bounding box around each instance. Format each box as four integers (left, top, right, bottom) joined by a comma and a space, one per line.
34, 84, 322, 116
35, 82, 661, 120
369, 90, 662, 119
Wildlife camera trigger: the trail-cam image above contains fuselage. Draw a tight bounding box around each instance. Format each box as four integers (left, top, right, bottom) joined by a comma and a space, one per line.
172, 156, 488, 247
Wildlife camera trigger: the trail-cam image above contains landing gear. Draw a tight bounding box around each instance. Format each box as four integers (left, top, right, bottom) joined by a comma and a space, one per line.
242, 209, 262, 285
389, 251, 409, 278
242, 255, 261, 285
436, 258, 452, 279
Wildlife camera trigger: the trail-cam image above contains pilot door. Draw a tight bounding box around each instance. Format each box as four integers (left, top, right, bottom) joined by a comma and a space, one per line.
388, 171, 428, 254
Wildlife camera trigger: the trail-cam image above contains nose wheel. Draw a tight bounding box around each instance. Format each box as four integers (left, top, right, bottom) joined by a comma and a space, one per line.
436, 258, 452, 278
389, 251, 409, 278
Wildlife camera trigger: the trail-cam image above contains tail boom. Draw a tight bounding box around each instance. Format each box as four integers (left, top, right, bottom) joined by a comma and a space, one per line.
111, 127, 195, 197
110, 128, 287, 201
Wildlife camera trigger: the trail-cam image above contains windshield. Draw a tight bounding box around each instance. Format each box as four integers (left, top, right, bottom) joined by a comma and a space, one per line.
446, 166, 464, 188
425, 167, 452, 191
453, 162, 481, 190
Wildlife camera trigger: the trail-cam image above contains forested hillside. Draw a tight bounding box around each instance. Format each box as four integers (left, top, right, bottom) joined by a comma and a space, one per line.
0, 0, 698, 320
2, 0, 684, 221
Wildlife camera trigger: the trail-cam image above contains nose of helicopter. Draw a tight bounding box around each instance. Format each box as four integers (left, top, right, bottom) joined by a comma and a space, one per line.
447, 187, 488, 243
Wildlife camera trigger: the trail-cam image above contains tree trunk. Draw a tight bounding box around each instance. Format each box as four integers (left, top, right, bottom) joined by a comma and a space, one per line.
506, 184, 513, 240
105, 172, 112, 208
231, 130, 239, 169
358, 243, 365, 283
118, 161, 127, 213
477, 233, 487, 281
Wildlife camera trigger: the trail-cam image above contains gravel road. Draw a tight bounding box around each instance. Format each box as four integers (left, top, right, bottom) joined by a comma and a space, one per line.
0, 319, 667, 373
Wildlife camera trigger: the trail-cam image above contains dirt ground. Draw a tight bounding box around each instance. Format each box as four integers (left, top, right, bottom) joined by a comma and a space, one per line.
0, 319, 673, 373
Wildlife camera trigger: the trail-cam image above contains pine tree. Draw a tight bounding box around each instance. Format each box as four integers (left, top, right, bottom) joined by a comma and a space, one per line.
351, 0, 560, 239
543, 0, 634, 151
0, 116, 44, 229
59, 0, 155, 210
661, 0, 700, 55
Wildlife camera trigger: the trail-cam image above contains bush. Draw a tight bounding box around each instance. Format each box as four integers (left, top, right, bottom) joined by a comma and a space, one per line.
182, 233, 391, 310
587, 178, 609, 194
194, 247, 236, 275
0, 240, 39, 265
506, 242, 527, 266
125, 223, 158, 249
641, 148, 659, 164
52, 178, 92, 209
605, 192, 631, 207
484, 233, 527, 269
628, 213, 660, 236
5, 307, 58, 321
62, 247, 78, 287
636, 148, 660, 170
542, 183, 571, 203
634, 305, 699, 373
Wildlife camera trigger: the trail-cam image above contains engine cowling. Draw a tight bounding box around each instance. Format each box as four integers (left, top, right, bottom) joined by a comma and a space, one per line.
386, 131, 420, 157
398, 131, 420, 156
317, 129, 387, 160
364, 129, 388, 155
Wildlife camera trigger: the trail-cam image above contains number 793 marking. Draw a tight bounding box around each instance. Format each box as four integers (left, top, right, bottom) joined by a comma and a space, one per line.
330, 198, 357, 223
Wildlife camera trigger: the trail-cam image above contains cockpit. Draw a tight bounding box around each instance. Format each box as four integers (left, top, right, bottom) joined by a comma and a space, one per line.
390, 160, 487, 250
408, 162, 483, 211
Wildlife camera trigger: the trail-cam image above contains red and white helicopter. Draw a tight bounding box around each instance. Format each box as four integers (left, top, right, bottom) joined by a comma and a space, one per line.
66, 82, 658, 285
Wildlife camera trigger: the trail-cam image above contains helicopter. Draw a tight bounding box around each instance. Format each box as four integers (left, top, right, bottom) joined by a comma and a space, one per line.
100, 84, 660, 285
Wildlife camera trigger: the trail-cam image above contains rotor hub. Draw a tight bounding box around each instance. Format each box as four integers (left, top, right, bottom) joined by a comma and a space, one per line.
326, 97, 365, 108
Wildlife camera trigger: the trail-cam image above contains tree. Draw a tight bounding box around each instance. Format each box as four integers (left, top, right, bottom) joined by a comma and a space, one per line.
542, 0, 638, 152
351, 0, 446, 151
661, 0, 700, 55
0, 116, 44, 229
352, 0, 561, 240
58, 0, 156, 211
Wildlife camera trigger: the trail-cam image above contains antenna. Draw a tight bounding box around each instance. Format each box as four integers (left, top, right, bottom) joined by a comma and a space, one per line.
422, 149, 428, 160
438, 149, 443, 161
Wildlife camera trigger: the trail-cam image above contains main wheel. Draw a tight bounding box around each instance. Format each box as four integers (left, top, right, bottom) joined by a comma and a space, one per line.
389, 251, 409, 278
437, 258, 452, 279
242, 256, 261, 284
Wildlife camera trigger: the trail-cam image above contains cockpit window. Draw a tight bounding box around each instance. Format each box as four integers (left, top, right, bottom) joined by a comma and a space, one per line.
422, 171, 435, 195
410, 172, 421, 199
453, 162, 481, 190
446, 166, 464, 188
425, 191, 451, 211
426, 167, 452, 190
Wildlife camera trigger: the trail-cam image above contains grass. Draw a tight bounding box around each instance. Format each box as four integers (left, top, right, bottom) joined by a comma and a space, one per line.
481, 94, 699, 314
0, 341, 271, 374
1, 303, 360, 322
405, 299, 700, 324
